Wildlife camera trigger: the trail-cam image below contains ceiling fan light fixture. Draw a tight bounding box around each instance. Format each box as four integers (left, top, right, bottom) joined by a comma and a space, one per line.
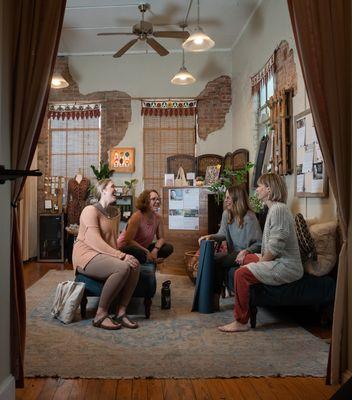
182, 27, 214, 52
51, 74, 69, 89
171, 66, 196, 85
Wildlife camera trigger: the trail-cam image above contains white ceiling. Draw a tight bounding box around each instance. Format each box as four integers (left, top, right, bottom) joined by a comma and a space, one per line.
59, 0, 261, 56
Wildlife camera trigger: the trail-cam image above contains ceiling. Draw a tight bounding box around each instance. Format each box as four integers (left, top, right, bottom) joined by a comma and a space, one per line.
59, 0, 261, 56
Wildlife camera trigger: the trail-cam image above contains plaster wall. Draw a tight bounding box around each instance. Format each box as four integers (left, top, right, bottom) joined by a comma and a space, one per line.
231, 0, 336, 222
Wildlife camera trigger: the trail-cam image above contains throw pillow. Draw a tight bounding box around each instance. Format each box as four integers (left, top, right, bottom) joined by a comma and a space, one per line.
304, 221, 338, 277
294, 213, 317, 262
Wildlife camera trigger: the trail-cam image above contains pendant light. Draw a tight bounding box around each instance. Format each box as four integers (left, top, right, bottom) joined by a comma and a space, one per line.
51, 74, 69, 89
183, 0, 215, 52
171, 25, 196, 85
171, 48, 196, 85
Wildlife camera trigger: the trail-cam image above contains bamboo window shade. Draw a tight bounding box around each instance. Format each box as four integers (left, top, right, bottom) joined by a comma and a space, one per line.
143, 114, 196, 197
48, 110, 100, 179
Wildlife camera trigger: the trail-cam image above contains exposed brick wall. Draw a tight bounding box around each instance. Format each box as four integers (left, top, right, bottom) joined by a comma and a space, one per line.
37, 56, 132, 213
276, 40, 297, 95
197, 75, 232, 140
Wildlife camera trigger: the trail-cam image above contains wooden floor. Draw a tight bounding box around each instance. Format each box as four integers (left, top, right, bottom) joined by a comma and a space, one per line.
17, 261, 339, 400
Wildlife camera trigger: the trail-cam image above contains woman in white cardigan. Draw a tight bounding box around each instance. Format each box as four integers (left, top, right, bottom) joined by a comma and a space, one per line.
218, 173, 303, 333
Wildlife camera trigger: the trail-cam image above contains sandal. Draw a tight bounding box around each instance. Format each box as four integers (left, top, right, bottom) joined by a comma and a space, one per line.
92, 315, 121, 330
113, 313, 139, 329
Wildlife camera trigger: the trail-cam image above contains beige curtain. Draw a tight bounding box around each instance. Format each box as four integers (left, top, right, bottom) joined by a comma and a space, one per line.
143, 114, 196, 196
10, 0, 66, 386
287, 0, 351, 384
19, 150, 38, 261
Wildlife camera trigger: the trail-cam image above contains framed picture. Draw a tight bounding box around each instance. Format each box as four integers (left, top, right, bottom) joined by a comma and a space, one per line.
164, 173, 174, 187
44, 199, 52, 210
110, 147, 135, 173
204, 165, 221, 186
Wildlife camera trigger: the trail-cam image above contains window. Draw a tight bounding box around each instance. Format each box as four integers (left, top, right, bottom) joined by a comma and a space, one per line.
48, 104, 101, 178
257, 74, 274, 140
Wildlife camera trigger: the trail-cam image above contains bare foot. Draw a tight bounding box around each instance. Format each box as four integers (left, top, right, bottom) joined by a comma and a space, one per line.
218, 320, 250, 332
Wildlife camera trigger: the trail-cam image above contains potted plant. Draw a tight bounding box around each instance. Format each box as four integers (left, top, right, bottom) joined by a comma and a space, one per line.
123, 178, 138, 196
209, 162, 254, 205
90, 161, 114, 180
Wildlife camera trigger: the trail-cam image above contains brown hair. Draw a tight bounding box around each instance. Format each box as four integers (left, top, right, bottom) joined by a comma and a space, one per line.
136, 189, 159, 213
257, 173, 287, 203
226, 186, 251, 228
95, 179, 113, 201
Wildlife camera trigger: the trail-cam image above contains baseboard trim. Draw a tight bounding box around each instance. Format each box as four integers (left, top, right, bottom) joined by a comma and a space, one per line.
0, 375, 15, 400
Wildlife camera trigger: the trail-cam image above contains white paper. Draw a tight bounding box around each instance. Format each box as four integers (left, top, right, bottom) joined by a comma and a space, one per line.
186, 172, 195, 180
296, 118, 306, 147
169, 188, 200, 230
296, 147, 305, 165
296, 174, 304, 192
314, 143, 323, 163
311, 179, 324, 193
302, 144, 314, 173
304, 172, 313, 193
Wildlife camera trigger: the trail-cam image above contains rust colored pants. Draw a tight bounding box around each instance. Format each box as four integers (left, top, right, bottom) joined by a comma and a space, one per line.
234, 254, 260, 324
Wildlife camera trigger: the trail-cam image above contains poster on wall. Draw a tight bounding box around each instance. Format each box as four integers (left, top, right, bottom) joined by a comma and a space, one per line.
110, 147, 135, 173
168, 188, 199, 230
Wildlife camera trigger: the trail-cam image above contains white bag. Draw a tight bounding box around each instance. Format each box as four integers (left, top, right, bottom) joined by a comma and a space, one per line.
174, 166, 188, 186
51, 280, 85, 324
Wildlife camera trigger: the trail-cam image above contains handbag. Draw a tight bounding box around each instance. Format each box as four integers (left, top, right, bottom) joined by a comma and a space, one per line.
174, 166, 188, 186
51, 280, 85, 324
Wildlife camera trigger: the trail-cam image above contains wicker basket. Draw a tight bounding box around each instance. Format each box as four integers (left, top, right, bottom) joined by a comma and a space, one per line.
184, 250, 199, 284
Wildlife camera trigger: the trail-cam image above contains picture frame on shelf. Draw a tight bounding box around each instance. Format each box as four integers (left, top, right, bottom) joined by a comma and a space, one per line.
164, 173, 175, 187
204, 165, 221, 186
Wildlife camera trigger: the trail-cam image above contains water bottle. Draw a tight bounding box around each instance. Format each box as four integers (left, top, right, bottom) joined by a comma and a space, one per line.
161, 280, 171, 309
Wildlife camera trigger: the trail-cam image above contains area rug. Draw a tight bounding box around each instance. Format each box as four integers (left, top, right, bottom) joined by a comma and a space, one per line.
25, 270, 330, 379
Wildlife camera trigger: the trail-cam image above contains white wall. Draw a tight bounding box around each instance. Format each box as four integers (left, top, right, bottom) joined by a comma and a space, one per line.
231, 0, 336, 222
0, 0, 15, 398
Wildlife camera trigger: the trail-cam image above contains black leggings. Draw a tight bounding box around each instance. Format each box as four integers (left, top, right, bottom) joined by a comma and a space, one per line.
121, 242, 174, 264
213, 252, 240, 294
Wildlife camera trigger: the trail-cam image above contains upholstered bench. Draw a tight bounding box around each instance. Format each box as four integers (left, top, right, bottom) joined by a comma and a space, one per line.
75, 262, 157, 319
227, 269, 336, 328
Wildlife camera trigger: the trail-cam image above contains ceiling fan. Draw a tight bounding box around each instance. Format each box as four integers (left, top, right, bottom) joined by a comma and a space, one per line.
97, 3, 190, 58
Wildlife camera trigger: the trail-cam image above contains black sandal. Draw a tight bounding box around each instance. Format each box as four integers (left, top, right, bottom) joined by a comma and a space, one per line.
113, 313, 138, 329
92, 315, 121, 330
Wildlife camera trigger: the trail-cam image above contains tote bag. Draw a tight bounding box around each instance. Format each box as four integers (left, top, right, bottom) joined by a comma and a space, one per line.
174, 166, 188, 186
51, 280, 85, 324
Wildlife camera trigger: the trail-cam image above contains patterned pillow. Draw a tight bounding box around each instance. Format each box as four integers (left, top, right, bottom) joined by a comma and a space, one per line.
294, 213, 317, 262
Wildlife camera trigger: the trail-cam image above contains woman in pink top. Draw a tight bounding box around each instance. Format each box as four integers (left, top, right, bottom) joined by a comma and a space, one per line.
117, 189, 173, 264
73, 179, 140, 331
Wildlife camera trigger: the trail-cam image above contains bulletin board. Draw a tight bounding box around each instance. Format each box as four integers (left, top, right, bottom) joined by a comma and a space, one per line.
294, 109, 328, 197
110, 147, 135, 173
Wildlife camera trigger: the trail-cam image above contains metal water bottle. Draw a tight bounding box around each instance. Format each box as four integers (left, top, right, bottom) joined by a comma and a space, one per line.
161, 280, 171, 309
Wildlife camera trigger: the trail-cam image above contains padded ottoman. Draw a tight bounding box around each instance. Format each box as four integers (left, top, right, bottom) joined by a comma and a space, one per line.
75, 262, 157, 319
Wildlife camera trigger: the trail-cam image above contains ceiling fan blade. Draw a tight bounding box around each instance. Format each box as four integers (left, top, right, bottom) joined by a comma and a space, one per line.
113, 38, 138, 58
146, 38, 169, 56
153, 31, 190, 39
97, 32, 135, 36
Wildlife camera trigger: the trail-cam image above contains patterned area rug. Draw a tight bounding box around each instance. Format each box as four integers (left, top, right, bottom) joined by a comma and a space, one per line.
25, 270, 329, 379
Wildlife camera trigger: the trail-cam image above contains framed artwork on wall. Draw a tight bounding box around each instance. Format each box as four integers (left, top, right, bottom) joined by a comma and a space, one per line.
110, 147, 135, 173
294, 109, 328, 198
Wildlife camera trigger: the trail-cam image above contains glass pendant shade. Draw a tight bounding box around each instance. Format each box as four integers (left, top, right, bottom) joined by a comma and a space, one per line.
182, 27, 215, 52
51, 74, 69, 89
171, 66, 196, 85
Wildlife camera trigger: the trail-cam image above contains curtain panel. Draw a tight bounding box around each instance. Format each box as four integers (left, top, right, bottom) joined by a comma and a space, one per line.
10, 0, 66, 386
143, 114, 196, 198
287, 0, 351, 384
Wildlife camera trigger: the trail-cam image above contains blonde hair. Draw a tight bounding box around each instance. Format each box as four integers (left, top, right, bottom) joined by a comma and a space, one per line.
257, 173, 287, 203
95, 179, 113, 200
226, 186, 251, 228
